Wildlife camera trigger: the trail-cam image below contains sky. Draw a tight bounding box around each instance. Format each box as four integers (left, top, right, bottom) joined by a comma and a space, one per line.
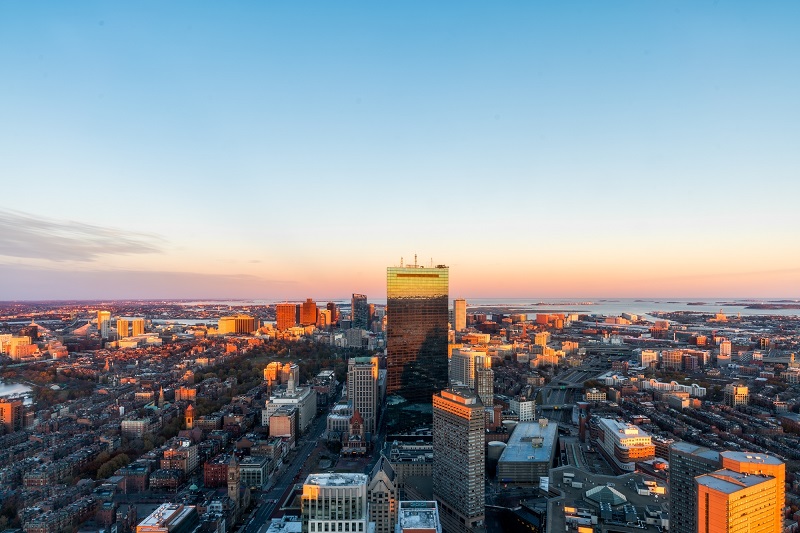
1, 1, 799, 300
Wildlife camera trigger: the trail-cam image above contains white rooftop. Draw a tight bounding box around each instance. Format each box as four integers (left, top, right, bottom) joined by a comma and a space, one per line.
305, 473, 368, 486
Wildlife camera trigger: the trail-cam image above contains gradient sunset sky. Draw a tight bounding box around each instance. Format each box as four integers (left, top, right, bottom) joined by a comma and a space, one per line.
1, 2, 799, 300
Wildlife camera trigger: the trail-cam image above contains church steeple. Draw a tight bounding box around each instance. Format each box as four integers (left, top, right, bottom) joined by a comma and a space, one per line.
228, 453, 240, 509
185, 403, 195, 430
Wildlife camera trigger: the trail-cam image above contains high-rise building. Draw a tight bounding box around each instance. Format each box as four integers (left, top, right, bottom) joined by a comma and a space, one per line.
720, 451, 785, 532
696, 469, 778, 533
347, 356, 379, 434
386, 264, 449, 401
669, 442, 720, 533
453, 299, 466, 332
300, 298, 318, 326
116, 318, 130, 339
326, 302, 339, 325
367, 456, 397, 533
131, 317, 145, 336
301, 473, 369, 533
596, 418, 655, 472
351, 294, 369, 329
0, 399, 24, 433
276, 303, 297, 331
474, 355, 494, 408
432, 388, 484, 533
98, 310, 111, 339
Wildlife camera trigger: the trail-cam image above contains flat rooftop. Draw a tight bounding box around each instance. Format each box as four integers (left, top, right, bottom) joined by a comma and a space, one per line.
498, 420, 558, 464
696, 469, 774, 494
720, 451, 783, 466
138, 503, 195, 529
599, 418, 651, 438
398, 501, 439, 530
305, 473, 368, 486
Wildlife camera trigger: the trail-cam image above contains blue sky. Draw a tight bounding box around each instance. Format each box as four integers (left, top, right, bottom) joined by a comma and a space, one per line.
1, 2, 799, 299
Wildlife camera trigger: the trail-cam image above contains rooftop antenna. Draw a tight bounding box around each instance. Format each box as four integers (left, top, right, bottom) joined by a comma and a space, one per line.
414, 254, 417, 267
400, 257, 403, 267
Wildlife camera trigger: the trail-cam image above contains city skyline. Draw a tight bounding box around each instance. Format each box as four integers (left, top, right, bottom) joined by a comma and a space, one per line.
2, 2, 799, 300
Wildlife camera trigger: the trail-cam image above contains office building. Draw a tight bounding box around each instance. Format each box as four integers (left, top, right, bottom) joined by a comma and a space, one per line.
696, 469, 778, 533
368, 457, 397, 533
218, 314, 258, 334
432, 388, 484, 532
453, 299, 466, 332
669, 442, 720, 533
597, 418, 655, 472
396, 501, 442, 533
720, 451, 785, 533
352, 294, 369, 329
300, 298, 318, 327
263, 381, 317, 434
276, 303, 298, 331
327, 302, 339, 325
347, 356, 379, 434
386, 264, 449, 401
509, 396, 535, 422
98, 310, 111, 339
301, 473, 370, 533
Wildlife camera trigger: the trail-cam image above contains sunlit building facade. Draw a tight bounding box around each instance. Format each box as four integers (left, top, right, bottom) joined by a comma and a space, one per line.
453, 298, 466, 332
696, 469, 778, 533
386, 264, 449, 401
276, 303, 297, 331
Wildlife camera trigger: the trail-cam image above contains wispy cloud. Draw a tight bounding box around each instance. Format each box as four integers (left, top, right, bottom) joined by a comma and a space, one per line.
0, 209, 164, 261
0, 265, 297, 300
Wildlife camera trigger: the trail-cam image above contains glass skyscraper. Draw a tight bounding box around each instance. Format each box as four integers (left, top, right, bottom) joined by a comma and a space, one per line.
386, 264, 449, 402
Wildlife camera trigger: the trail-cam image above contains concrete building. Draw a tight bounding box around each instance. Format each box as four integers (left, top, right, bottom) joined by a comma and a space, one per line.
218, 314, 258, 334
432, 388, 484, 533
723, 383, 749, 407
496, 419, 558, 484
348, 356, 379, 434
301, 473, 370, 533
696, 469, 778, 533
453, 299, 466, 332
98, 310, 111, 339
269, 405, 298, 444
263, 380, 317, 434
239, 456, 270, 488
474, 355, 493, 408
300, 298, 318, 327
597, 418, 655, 472
0, 399, 24, 433
396, 501, 442, 533
669, 442, 720, 533
720, 451, 785, 533
509, 397, 535, 422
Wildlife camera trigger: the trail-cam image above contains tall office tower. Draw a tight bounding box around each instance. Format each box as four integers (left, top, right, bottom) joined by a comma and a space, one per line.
301, 473, 370, 533
276, 303, 297, 331
474, 355, 494, 407
386, 264, 449, 401
347, 356, 379, 433
300, 298, 318, 326
97, 310, 111, 339
669, 442, 720, 533
449, 348, 478, 388
368, 303, 376, 327
368, 456, 398, 533
351, 294, 369, 329
696, 469, 778, 533
453, 299, 466, 332
116, 318, 129, 339
326, 302, 339, 325
720, 451, 785, 532
432, 388, 484, 533
131, 317, 145, 336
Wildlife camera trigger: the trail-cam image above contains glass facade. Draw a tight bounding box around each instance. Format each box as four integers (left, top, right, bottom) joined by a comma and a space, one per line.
386, 265, 449, 402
